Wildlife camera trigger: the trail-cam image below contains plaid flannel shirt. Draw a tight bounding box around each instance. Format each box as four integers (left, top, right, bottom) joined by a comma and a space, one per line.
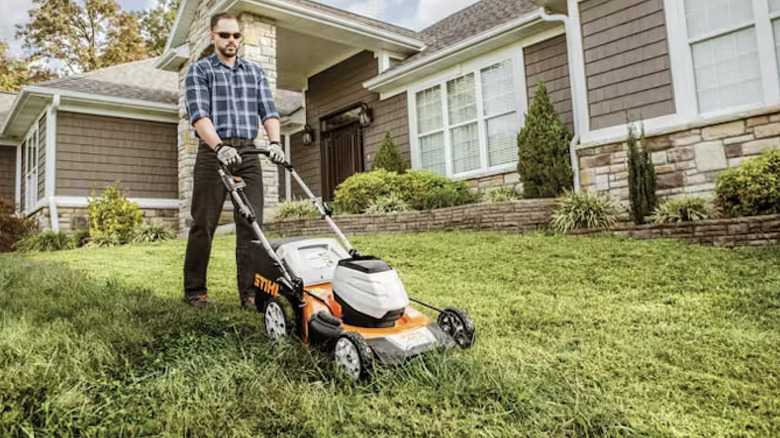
184, 53, 279, 140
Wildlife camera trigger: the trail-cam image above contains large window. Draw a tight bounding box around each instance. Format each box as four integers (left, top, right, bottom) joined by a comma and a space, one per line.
414, 58, 520, 178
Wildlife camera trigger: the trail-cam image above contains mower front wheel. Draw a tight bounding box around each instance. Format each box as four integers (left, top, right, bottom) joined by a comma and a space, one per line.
263, 296, 296, 340
334, 331, 373, 381
437, 307, 475, 349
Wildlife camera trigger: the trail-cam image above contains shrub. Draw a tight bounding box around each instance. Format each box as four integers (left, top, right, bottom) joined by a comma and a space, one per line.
0, 198, 35, 252
365, 193, 410, 214
484, 186, 520, 203
270, 199, 320, 221
651, 197, 712, 223
131, 221, 175, 243
516, 80, 573, 198
333, 169, 401, 214
87, 183, 143, 243
71, 228, 91, 248
396, 169, 476, 210
16, 231, 74, 252
371, 131, 407, 174
551, 190, 618, 233
420, 185, 476, 210
627, 123, 657, 224
715, 149, 780, 217
85, 231, 121, 248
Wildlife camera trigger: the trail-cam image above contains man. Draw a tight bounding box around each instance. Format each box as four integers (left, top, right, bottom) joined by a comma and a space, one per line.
182, 12, 285, 309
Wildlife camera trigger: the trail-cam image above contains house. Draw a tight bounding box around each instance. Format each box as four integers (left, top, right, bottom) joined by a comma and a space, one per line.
156, 0, 780, 236
0, 58, 303, 232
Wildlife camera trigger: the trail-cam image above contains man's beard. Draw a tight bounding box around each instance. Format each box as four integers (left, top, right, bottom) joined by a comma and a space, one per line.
217, 45, 237, 58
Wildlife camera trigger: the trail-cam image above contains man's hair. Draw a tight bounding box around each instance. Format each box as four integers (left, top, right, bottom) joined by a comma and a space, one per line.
210, 12, 236, 30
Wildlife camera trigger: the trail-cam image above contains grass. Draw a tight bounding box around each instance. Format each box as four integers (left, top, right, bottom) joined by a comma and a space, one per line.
1, 231, 779, 437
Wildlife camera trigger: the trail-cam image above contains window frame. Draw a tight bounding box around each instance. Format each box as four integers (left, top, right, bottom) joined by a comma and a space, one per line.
23, 121, 39, 212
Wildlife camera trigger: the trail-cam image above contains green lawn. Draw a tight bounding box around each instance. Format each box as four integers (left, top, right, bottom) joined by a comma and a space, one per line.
1, 231, 779, 437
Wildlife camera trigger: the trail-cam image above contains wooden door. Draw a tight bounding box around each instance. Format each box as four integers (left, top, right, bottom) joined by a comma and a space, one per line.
322, 122, 363, 200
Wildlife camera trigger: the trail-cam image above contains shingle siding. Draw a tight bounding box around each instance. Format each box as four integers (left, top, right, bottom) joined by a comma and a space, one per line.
524, 34, 574, 132
55, 112, 178, 198
580, 0, 675, 130
0, 147, 15, 202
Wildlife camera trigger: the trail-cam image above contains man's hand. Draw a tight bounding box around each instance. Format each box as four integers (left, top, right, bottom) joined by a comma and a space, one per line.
268, 141, 286, 165
215, 143, 242, 166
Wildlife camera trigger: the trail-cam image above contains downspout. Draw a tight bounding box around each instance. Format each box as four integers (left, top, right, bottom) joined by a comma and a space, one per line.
48, 94, 60, 232
540, 7, 581, 192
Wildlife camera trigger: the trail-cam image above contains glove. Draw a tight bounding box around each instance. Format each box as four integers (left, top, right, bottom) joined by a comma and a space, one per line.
215, 143, 242, 166
268, 141, 285, 165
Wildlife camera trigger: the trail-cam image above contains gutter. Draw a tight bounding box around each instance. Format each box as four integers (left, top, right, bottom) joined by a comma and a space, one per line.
540, 7, 580, 192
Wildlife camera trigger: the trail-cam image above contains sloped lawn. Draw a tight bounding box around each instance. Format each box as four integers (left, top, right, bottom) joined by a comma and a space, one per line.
1, 232, 779, 437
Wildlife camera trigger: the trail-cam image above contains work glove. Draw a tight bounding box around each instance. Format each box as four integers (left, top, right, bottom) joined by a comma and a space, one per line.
215, 143, 242, 166
268, 141, 286, 165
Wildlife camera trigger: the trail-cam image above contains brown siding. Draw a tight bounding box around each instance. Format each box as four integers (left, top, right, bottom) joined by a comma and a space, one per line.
364, 92, 410, 170
282, 131, 304, 200
304, 51, 381, 198
0, 147, 15, 202
524, 34, 574, 132
56, 112, 178, 198
38, 114, 46, 201
580, 0, 675, 130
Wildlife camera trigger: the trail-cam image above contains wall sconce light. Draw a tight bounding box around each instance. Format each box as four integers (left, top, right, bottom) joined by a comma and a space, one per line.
302, 124, 314, 146
358, 103, 372, 128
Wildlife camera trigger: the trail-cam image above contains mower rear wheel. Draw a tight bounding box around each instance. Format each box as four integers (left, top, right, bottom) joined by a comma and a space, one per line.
263, 296, 296, 340
334, 332, 373, 381
437, 307, 475, 349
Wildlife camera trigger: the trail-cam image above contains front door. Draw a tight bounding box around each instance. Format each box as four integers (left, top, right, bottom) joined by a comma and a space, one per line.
322, 121, 363, 201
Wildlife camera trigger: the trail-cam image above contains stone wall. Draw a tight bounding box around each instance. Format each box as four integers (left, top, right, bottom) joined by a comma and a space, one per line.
31, 207, 179, 233
578, 109, 780, 200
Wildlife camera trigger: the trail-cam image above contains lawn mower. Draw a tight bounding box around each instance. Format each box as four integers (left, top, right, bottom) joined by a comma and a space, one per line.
220, 148, 475, 380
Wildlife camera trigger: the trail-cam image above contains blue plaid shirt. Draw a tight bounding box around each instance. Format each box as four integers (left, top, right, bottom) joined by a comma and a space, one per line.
184, 53, 279, 139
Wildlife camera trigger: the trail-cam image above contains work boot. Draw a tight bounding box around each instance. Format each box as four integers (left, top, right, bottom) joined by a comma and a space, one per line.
240, 295, 256, 311
183, 292, 212, 308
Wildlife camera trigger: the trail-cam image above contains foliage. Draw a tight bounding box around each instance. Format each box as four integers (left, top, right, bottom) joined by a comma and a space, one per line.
270, 199, 320, 221
551, 190, 618, 233
371, 131, 407, 174
87, 183, 142, 243
137, 0, 180, 56
85, 231, 122, 247
0, 39, 56, 92
7, 232, 780, 436
16, 231, 75, 252
365, 193, 410, 214
484, 186, 520, 203
714, 149, 780, 217
516, 80, 573, 198
0, 198, 36, 252
420, 184, 476, 210
627, 122, 657, 224
71, 228, 91, 248
396, 169, 475, 210
333, 169, 401, 214
131, 221, 174, 243
651, 197, 713, 223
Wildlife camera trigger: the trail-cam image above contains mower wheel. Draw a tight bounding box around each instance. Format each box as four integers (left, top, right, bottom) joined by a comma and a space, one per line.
334, 331, 373, 381
437, 307, 475, 349
263, 296, 296, 340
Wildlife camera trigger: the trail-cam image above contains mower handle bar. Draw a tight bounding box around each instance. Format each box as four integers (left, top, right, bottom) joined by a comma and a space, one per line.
237, 148, 356, 256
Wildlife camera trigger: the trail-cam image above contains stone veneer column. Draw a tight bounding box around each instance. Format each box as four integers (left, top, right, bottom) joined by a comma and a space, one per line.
177, 4, 280, 235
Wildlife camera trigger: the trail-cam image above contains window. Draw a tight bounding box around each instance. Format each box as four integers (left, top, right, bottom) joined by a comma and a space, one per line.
414, 58, 520, 178
772, 0, 780, 85
24, 126, 39, 211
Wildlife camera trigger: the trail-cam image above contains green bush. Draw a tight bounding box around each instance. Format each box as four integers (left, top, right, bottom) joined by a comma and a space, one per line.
397, 169, 476, 210
715, 149, 780, 217
627, 123, 657, 224
16, 231, 75, 252
85, 231, 122, 248
516, 80, 573, 198
87, 183, 143, 243
484, 186, 520, 203
0, 198, 35, 252
71, 228, 91, 248
131, 221, 175, 243
270, 199, 320, 221
333, 169, 401, 214
651, 197, 712, 223
371, 131, 407, 174
365, 193, 410, 214
551, 190, 618, 233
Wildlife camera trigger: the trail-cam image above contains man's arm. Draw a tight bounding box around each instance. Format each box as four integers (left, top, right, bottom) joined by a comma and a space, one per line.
263, 117, 281, 144
193, 117, 223, 149
184, 63, 222, 150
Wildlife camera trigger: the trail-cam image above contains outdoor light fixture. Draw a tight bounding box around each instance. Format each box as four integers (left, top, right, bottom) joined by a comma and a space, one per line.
358, 103, 372, 127
302, 124, 314, 146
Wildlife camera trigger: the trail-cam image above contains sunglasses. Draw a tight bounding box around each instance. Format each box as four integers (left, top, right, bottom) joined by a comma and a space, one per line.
216, 32, 242, 40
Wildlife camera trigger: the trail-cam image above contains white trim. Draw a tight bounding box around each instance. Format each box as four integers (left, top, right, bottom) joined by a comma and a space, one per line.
284, 134, 291, 200
664, 0, 698, 119
54, 196, 179, 209
23, 86, 178, 113
154, 43, 190, 71
45, 95, 59, 202
14, 144, 21, 214
686, 21, 755, 45
57, 104, 179, 124
565, 0, 590, 139
365, 10, 544, 91
755, 0, 780, 105
49, 196, 59, 232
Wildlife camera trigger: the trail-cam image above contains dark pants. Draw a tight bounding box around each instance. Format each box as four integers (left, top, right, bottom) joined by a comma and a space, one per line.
183, 140, 264, 302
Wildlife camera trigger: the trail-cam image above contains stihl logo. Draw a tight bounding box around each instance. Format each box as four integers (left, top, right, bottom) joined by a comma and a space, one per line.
254, 274, 279, 296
